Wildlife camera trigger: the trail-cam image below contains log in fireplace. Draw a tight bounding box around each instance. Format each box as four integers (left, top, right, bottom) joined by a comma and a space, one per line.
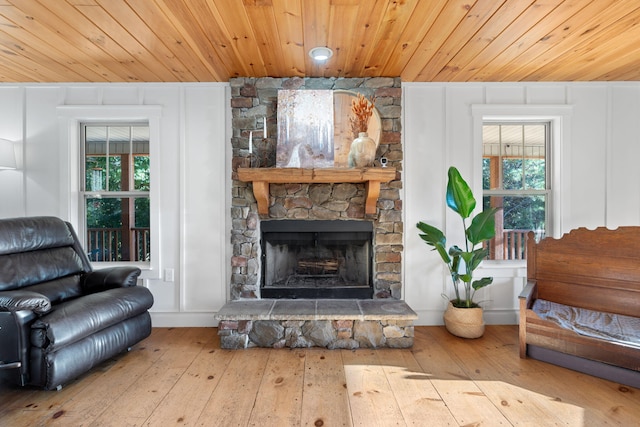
261, 220, 373, 299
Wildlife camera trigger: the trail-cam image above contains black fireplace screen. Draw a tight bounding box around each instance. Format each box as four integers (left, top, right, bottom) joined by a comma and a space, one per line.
261, 220, 373, 299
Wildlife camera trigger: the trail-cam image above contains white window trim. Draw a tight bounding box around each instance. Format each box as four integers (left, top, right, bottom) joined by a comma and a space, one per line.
471, 104, 573, 268
57, 105, 162, 280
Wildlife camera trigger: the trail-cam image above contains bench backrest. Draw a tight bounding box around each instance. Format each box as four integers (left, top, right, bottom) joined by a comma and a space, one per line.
527, 226, 640, 317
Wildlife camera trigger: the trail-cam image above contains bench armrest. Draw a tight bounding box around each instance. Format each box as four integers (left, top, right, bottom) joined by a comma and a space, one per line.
518, 280, 538, 358
519, 280, 537, 302
82, 267, 142, 293
0, 290, 51, 314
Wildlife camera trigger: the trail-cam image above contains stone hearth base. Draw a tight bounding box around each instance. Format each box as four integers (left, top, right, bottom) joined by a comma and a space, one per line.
215, 299, 417, 349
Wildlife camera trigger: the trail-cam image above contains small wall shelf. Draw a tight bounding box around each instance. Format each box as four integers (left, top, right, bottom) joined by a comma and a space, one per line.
237, 167, 397, 216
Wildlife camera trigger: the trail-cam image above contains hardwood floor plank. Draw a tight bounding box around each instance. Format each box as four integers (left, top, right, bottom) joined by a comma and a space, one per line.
247, 349, 305, 426
0, 328, 175, 426
89, 328, 208, 426
429, 326, 570, 426
482, 326, 640, 425
195, 348, 271, 426
411, 328, 512, 426
341, 349, 405, 426
143, 332, 234, 426
424, 325, 640, 426
1, 326, 638, 427
300, 348, 352, 427
376, 348, 458, 426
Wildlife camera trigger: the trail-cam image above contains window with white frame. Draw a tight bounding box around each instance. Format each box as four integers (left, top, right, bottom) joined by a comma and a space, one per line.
482, 122, 550, 260
81, 123, 150, 263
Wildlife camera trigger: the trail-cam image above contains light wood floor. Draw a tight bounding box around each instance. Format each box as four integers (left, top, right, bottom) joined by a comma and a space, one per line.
1, 326, 638, 426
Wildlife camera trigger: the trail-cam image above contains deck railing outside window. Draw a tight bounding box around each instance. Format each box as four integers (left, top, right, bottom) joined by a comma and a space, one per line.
484, 229, 540, 260
87, 227, 150, 262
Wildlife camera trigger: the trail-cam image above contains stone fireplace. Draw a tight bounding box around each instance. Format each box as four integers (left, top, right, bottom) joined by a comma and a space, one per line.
218, 76, 414, 350
230, 77, 403, 301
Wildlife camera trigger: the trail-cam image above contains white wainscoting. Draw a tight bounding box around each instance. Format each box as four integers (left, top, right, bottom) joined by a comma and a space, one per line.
404, 82, 640, 325
1, 81, 639, 326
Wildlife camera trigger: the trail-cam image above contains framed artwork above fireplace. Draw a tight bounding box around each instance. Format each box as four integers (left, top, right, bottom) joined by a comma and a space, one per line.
275, 89, 382, 169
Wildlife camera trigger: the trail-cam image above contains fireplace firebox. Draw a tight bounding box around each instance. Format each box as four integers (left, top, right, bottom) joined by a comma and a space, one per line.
261, 220, 373, 299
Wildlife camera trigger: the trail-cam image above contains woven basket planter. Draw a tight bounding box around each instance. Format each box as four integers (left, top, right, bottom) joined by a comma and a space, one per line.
443, 302, 485, 339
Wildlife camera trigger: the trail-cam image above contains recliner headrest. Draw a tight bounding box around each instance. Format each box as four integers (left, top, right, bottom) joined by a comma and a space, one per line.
0, 216, 75, 255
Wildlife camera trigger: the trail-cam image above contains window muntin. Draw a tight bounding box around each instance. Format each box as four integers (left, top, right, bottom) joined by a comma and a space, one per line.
483, 122, 550, 260
81, 123, 150, 263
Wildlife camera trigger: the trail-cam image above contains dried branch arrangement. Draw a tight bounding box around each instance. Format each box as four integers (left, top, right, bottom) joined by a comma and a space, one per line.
349, 94, 376, 137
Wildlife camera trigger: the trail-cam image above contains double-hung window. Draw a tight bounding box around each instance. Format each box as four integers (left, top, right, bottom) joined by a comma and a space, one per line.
81, 123, 150, 263
482, 122, 550, 260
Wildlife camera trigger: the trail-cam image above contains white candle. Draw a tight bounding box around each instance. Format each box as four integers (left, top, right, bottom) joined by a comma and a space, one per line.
249, 131, 253, 154
263, 117, 267, 138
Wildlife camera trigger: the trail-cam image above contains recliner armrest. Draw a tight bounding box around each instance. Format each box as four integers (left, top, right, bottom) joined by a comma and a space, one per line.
81, 267, 142, 293
0, 290, 51, 314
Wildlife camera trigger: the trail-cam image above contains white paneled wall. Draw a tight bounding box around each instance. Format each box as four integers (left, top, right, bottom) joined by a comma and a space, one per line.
0, 83, 229, 327
0, 86, 24, 217
404, 82, 640, 325
1, 81, 639, 326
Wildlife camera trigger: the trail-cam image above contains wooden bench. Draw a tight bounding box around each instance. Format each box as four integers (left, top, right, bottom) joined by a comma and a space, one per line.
519, 226, 640, 388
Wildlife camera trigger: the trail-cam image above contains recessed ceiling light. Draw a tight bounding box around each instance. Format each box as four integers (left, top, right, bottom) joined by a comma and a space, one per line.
309, 46, 333, 62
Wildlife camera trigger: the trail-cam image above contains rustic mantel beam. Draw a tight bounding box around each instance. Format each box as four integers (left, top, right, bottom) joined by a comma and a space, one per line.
237, 167, 396, 216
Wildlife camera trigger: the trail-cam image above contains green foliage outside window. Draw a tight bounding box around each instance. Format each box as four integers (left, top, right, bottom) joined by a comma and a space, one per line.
483, 158, 546, 232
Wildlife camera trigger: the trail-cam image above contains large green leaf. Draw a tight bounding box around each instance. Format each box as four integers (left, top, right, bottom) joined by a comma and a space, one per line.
446, 167, 475, 219
416, 221, 450, 264
467, 247, 489, 271
472, 277, 493, 291
466, 207, 500, 245
449, 246, 463, 275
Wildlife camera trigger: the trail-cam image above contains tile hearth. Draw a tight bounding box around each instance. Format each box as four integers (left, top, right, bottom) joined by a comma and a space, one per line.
215, 299, 417, 350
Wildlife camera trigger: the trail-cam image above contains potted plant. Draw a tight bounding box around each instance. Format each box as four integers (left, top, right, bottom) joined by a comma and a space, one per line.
416, 166, 500, 338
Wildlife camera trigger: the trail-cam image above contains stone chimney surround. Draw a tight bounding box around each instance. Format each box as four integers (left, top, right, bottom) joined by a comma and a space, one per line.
229, 77, 403, 301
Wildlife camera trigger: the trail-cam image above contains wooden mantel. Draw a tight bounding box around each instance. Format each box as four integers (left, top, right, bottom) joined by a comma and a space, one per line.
237, 167, 397, 216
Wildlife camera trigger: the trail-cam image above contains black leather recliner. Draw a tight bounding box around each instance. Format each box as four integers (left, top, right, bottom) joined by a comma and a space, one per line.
0, 216, 153, 390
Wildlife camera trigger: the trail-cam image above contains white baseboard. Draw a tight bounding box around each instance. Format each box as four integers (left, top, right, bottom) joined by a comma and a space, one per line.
150, 312, 218, 327
412, 308, 518, 326
483, 309, 519, 325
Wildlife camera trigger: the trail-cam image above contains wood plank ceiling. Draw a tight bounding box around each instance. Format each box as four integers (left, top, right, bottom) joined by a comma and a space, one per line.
0, 0, 638, 83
